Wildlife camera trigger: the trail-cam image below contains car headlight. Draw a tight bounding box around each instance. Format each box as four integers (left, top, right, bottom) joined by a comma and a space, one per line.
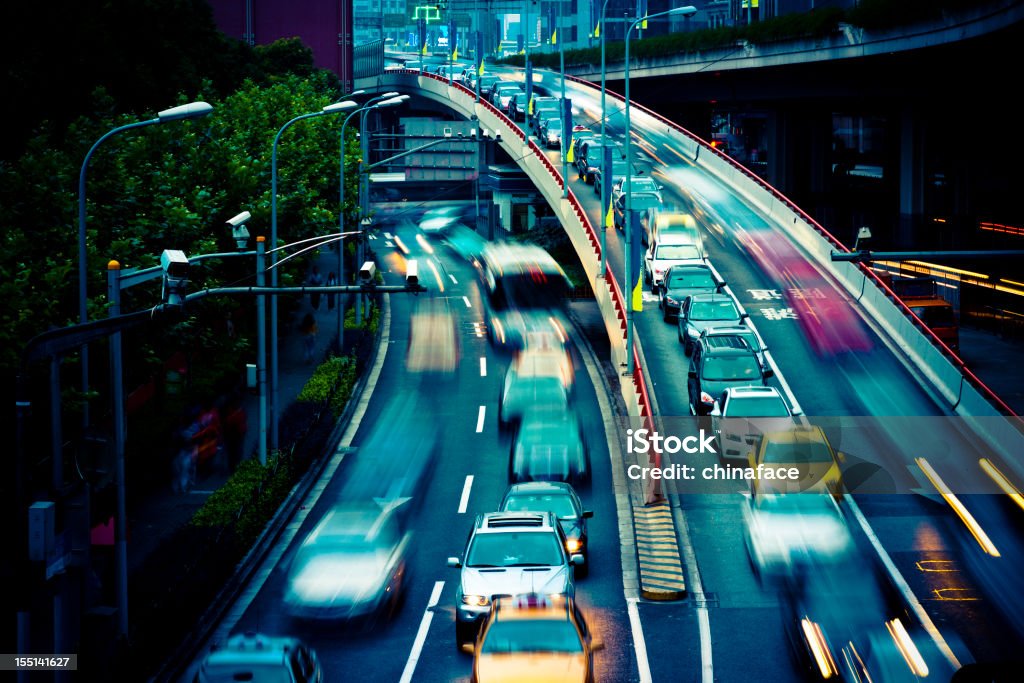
566, 538, 583, 553
700, 392, 714, 405
686, 328, 699, 338
665, 296, 678, 305
462, 594, 490, 607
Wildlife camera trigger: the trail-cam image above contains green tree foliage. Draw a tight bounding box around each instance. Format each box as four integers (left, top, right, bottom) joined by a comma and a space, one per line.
0, 70, 360, 419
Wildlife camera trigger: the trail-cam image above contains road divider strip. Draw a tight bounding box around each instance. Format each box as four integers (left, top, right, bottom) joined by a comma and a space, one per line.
398, 580, 445, 683
632, 501, 687, 600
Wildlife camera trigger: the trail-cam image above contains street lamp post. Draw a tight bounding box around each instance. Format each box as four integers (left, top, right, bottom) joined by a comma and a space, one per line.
624, 6, 695, 373
356, 95, 410, 324
598, 0, 613, 276
270, 100, 357, 448
77, 101, 212, 429
339, 94, 400, 348
558, 4, 568, 200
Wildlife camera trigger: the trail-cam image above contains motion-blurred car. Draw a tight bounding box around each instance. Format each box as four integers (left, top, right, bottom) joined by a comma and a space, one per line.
593, 158, 630, 198
677, 292, 746, 355
575, 140, 619, 185
509, 411, 590, 487
659, 264, 724, 321
749, 426, 843, 496
284, 503, 411, 622
195, 633, 321, 683
407, 299, 460, 374
651, 211, 701, 250
688, 335, 772, 415
741, 492, 852, 581
420, 205, 471, 234
500, 481, 593, 575
448, 511, 583, 647
498, 373, 570, 434
471, 595, 602, 683
711, 385, 795, 460
612, 191, 662, 239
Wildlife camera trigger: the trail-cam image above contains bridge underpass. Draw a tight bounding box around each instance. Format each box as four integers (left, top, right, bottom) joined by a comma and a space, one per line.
174, 65, 1024, 681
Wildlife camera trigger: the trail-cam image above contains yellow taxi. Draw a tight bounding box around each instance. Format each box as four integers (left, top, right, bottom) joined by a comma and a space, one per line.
471, 595, 602, 683
749, 425, 844, 497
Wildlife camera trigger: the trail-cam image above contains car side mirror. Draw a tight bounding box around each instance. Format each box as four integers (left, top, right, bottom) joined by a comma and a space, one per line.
717, 282, 727, 291
740, 312, 749, 320
571, 553, 585, 566
447, 556, 462, 568
582, 510, 594, 519
591, 640, 606, 652
763, 368, 774, 379
688, 370, 697, 379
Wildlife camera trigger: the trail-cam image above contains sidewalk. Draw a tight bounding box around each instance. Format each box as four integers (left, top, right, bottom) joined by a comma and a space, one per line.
126, 249, 347, 576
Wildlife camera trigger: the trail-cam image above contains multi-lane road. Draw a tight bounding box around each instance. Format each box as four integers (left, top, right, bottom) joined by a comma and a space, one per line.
181, 61, 1024, 681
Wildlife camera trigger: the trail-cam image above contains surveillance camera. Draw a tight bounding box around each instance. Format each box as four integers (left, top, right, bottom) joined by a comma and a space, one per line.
406, 259, 419, 287
226, 211, 251, 227
443, 127, 453, 138
359, 261, 377, 284
160, 249, 190, 306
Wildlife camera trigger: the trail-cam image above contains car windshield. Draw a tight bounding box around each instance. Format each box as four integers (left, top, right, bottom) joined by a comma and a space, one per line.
629, 179, 658, 192
466, 532, 564, 567
503, 493, 578, 519
762, 439, 834, 465
701, 355, 762, 381
690, 301, 739, 320
725, 396, 790, 417
668, 270, 715, 289
656, 244, 701, 260
548, 120, 562, 130
631, 194, 661, 209
481, 618, 583, 654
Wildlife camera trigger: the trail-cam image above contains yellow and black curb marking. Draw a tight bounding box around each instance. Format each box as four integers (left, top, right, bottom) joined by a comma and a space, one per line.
633, 501, 687, 600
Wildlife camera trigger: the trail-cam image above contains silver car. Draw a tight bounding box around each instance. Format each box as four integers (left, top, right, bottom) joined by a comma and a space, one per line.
447, 511, 583, 647
196, 633, 321, 683
284, 503, 410, 622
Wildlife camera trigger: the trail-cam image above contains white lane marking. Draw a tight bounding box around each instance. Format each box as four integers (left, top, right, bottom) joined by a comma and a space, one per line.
671, 505, 714, 683
846, 496, 962, 669
763, 350, 802, 416
480, 357, 487, 377
449, 273, 458, 285
458, 476, 474, 514
463, 295, 472, 308
476, 405, 486, 433
398, 580, 445, 683
627, 598, 653, 683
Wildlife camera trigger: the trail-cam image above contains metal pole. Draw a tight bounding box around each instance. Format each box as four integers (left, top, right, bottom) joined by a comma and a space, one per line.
559, 9, 568, 200
107, 260, 128, 637
256, 238, 267, 465
625, 18, 637, 374
270, 110, 328, 449
50, 356, 63, 491
599, 0, 611, 276
77, 118, 159, 430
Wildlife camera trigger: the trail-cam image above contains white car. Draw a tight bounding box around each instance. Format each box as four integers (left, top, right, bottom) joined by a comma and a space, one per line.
644, 234, 705, 292
711, 386, 797, 461
196, 633, 321, 683
742, 492, 854, 581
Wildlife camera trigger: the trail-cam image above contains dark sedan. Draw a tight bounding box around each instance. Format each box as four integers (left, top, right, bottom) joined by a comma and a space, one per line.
659, 264, 724, 321
500, 481, 594, 576
509, 411, 590, 487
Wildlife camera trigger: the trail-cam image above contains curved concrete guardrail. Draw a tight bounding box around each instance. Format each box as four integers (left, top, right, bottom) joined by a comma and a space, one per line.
357, 71, 656, 436
561, 72, 1024, 474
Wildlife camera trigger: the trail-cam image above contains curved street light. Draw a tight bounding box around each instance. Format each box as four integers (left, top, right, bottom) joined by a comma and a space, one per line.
623, 6, 696, 373
77, 100, 213, 428
268, 100, 357, 447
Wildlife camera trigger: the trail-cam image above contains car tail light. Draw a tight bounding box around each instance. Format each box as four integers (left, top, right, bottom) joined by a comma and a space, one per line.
700, 392, 714, 405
